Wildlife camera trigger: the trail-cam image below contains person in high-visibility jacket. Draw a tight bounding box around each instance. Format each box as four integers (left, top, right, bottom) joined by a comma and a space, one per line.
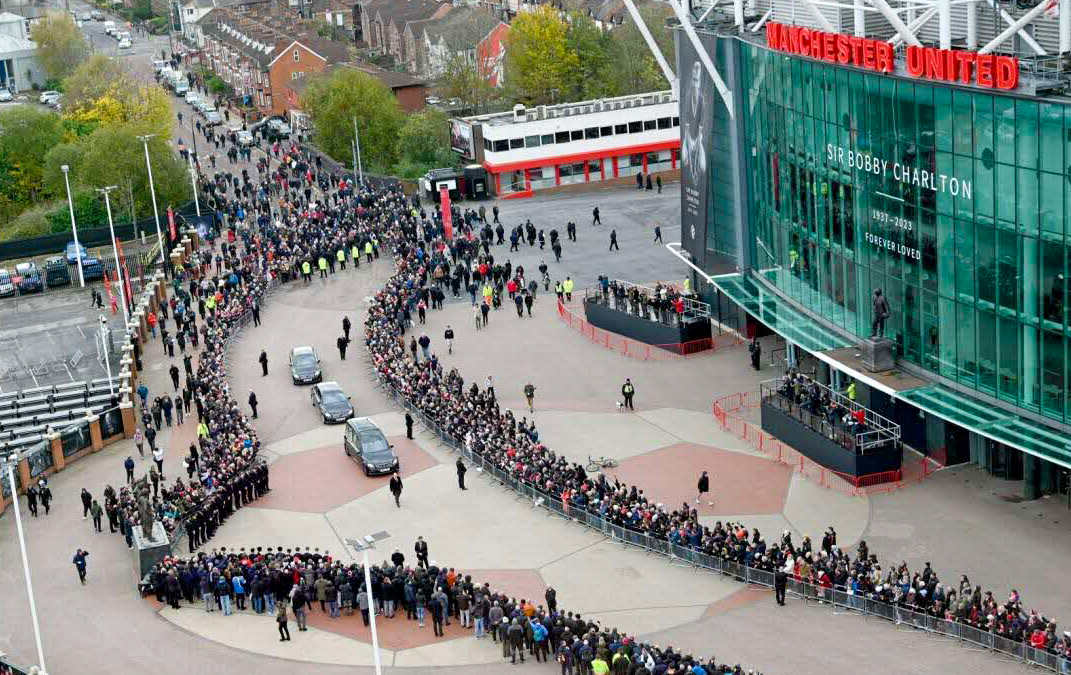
336, 248, 346, 271
301, 260, 312, 283
846, 381, 857, 401
351, 244, 361, 268
196, 421, 209, 438
562, 277, 574, 301
364, 241, 374, 264
683, 277, 691, 293
482, 283, 493, 305
555, 281, 564, 303
317, 256, 328, 278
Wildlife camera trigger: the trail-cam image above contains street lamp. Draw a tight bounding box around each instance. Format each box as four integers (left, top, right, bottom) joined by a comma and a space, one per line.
99, 316, 114, 396
352, 116, 363, 184
97, 186, 129, 327
187, 155, 201, 217
2, 453, 47, 674
346, 531, 390, 675
137, 134, 165, 271
61, 165, 85, 288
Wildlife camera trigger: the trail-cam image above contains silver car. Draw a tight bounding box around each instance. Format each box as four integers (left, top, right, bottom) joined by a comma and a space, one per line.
0, 268, 14, 297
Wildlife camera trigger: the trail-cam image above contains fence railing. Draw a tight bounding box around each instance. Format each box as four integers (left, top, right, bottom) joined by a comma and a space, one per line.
368, 359, 1067, 674
712, 392, 936, 495
556, 300, 742, 360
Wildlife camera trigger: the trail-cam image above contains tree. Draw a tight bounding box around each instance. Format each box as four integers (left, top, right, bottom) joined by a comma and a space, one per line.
301, 68, 404, 172
503, 6, 578, 105
0, 106, 64, 209
62, 54, 173, 138
562, 10, 614, 100
32, 12, 88, 81
436, 45, 497, 113
395, 108, 458, 179
606, 4, 674, 96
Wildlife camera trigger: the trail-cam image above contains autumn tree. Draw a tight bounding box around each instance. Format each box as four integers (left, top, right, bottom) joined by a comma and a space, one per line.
606, 4, 674, 95
395, 108, 457, 179
61, 54, 173, 138
0, 106, 64, 209
32, 12, 88, 81
562, 10, 614, 100
503, 6, 578, 105
301, 67, 404, 172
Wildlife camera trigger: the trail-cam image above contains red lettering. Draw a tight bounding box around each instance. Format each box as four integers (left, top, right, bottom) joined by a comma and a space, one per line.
976, 53, 994, 87
945, 50, 956, 81
836, 34, 851, 64
956, 52, 975, 83
849, 37, 865, 65
995, 56, 1019, 90
787, 26, 799, 53
811, 30, 823, 59
874, 42, 894, 73
924, 48, 944, 80
862, 40, 876, 69
767, 22, 778, 49
824, 33, 836, 61
798, 27, 810, 53
906, 45, 924, 76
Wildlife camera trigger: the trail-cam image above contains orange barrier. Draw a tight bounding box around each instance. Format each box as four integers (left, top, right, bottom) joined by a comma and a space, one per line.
712, 392, 937, 496
556, 300, 742, 360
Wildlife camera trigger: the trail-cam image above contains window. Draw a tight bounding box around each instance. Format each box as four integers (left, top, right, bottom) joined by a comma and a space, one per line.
643, 119, 656, 130
628, 121, 642, 133
529, 168, 544, 181
492, 139, 508, 152
673, 117, 680, 127
484, 138, 491, 151
509, 138, 524, 150
629, 153, 643, 167
540, 133, 554, 145
555, 131, 570, 144
600, 126, 613, 137
584, 127, 599, 139
570, 129, 583, 141
524, 135, 541, 148
293, 49, 300, 62
614, 123, 627, 134
657, 117, 671, 129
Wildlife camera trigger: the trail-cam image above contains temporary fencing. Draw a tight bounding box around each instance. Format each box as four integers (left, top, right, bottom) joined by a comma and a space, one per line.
556, 300, 742, 360
711, 391, 937, 496
367, 355, 1067, 673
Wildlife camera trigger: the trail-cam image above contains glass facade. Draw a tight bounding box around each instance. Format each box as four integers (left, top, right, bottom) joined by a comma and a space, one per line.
740, 42, 1071, 426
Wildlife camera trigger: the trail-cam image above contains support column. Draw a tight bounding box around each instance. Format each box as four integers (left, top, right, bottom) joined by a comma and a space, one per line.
88, 413, 103, 451
120, 401, 136, 439
967, 0, 978, 48
854, 0, 865, 36
1023, 454, 1041, 500
48, 431, 65, 472
1062, 0, 1071, 53
938, 0, 952, 49
17, 457, 30, 492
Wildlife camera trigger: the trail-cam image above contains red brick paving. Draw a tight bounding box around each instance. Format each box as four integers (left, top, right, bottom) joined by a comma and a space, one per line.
608, 442, 791, 516
249, 436, 440, 513
702, 588, 768, 618
304, 569, 547, 649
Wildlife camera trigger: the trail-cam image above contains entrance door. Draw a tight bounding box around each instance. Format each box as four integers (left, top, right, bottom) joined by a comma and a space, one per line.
944, 422, 970, 465
986, 440, 1023, 480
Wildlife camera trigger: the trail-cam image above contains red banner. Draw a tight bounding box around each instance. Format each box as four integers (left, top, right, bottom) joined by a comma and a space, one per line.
115, 239, 133, 307
103, 272, 117, 314
440, 185, 452, 240
167, 207, 177, 241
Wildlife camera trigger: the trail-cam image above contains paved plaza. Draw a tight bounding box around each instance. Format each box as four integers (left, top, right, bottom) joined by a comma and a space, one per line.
0, 186, 1068, 675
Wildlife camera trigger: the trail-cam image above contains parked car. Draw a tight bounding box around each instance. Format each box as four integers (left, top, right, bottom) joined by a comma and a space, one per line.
235, 129, 254, 146
204, 111, 222, 126
38, 90, 61, 105
44, 256, 70, 287
289, 346, 322, 384
425, 96, 442, 105
102, 20, 116, 34
152, 60, 168, 73
184, 92, 200, 106
14, 262, 42, 293
0, 269, 14, 297
81, 257, 103, 281
0, 90, 12, 103
118, 39, 131, 50
66, 241, 87, 265
173, 81, 189, 96
91, 10, 104, 20
344, 417, 399, 476
310, 381, 354, 424
80, 12, 92, 21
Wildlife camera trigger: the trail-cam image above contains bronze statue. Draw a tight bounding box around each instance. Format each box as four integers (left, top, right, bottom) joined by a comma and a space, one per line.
137, 486, 154, 541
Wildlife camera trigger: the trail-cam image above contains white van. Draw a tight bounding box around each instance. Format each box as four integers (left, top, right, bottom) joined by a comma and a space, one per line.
102, 20, 116, 34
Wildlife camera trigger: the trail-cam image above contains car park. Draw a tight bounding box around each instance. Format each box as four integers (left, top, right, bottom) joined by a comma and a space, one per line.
44, 257, 70, 287
0, 269, 14, 297
344, 418, 399, 476
14, 262, 42, 294
289, 346, 322, 384
310, 381, 354, 424
66, 241, 87, 265
81, 257, 103, 281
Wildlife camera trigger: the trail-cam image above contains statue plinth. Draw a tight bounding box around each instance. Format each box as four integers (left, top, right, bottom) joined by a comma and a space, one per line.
861, 338, 896, 373
132, 521, 171, 580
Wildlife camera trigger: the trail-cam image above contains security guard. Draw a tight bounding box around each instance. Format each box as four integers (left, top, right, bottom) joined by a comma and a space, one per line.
301, 260, 312, 282
337, 247, 346, 271
318, 256, 328, 278
364, 240, 374, 263
562, 277, 574, 301
351, 243, 361, 268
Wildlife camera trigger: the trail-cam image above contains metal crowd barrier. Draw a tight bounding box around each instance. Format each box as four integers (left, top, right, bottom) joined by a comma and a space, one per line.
367, 352, 1071, 673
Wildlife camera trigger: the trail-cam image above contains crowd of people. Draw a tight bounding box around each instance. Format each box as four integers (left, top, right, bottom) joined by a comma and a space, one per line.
592, 277, 693, 325
144, 544, 760, 674
95, 116, 1068, 669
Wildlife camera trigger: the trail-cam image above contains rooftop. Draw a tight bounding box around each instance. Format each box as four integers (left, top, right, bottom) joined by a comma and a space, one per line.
468, 90, 676, 127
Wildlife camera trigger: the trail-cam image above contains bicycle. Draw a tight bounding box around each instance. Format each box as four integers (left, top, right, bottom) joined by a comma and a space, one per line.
586, 455, 619, 472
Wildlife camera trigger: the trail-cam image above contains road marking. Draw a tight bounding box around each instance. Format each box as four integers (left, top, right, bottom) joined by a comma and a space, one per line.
77, 325, 86, 339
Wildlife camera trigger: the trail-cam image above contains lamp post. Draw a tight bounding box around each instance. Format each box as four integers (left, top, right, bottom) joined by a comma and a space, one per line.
98, 186, 129, 327
352, 116, 363, 184
346, 532, 390, 675
3, 453, 47, 674
137, 134, 165, 269
188, 155, 201, 217
99, 315, 113, 395
61, 164, 85, 288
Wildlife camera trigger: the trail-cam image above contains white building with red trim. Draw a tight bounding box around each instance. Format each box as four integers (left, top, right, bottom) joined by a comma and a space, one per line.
455, 90, 680, 198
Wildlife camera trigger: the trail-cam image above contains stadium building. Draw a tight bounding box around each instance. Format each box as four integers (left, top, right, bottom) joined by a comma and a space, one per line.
673, 0, 1071, 497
